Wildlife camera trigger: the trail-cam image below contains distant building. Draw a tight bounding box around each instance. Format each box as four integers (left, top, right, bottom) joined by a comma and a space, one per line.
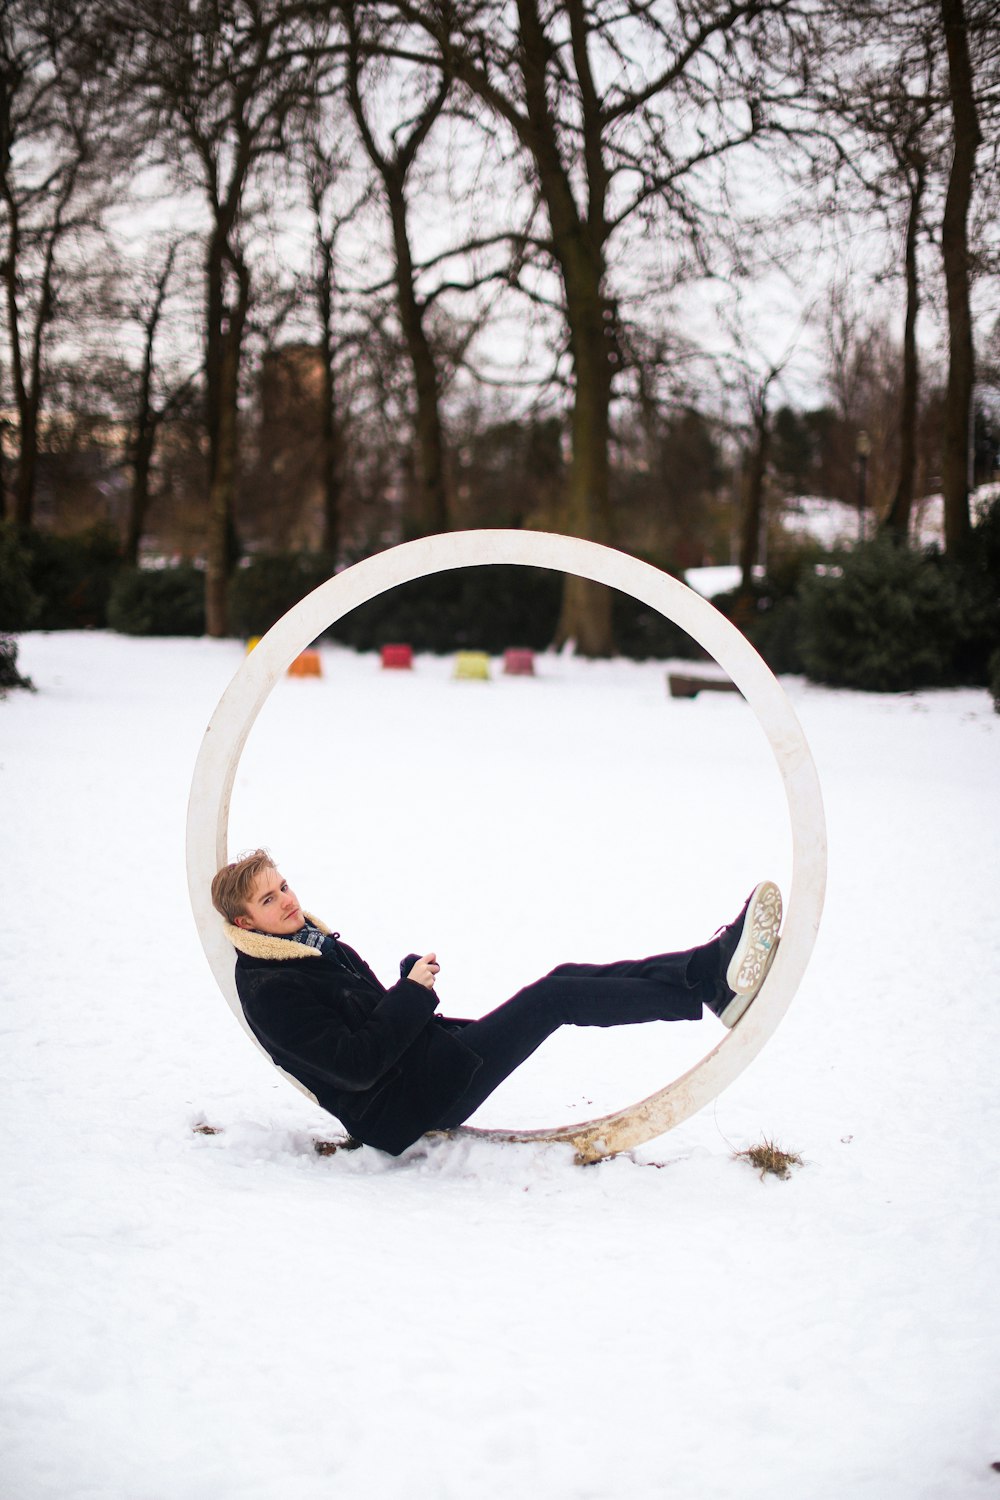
253, 343, 326, 550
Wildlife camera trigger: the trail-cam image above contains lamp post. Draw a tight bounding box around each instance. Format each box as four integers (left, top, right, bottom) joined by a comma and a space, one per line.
856, 430, 872, 540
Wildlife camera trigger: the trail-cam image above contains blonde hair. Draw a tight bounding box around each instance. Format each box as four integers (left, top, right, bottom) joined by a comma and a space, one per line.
211, 849, 277, 924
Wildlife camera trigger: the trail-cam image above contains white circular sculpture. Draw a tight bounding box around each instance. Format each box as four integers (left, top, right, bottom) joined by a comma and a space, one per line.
187, 531, 827, 1162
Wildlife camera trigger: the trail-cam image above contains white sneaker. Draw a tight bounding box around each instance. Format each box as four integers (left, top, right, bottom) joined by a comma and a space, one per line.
715, 880, 783, 1027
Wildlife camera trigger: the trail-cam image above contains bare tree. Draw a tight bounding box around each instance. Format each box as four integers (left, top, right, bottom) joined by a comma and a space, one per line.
939, 0, 982, 556
122, 240, 201, 564
341, 3, 455, 539
0, 0, 123, 527
737, 366, 780, 590
381, 0, 804, 653
300, 130, 367, 560
114, 0, 326, 633
883, 115, 931, 541
796, 0, 998, 552
836, 49, 937, 542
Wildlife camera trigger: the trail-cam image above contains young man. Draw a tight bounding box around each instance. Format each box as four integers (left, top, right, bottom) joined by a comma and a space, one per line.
212, 851, 782, 1156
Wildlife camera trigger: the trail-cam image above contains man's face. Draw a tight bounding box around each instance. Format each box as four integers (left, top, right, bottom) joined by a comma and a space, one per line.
234, 867, 306, 936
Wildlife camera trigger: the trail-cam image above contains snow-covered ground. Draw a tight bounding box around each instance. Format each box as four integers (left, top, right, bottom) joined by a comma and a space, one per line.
777, 492, 951, 552
767, 481, 999, 556
2, 630, 998, 1500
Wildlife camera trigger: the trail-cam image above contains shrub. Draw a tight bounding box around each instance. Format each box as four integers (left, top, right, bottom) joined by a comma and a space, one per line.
971, 486, 1000, 577
0, 633, 34, 697
329, 564, 563, 653
325, 564, 701, 658
711, 585, 805, 675
611, 589, 699, 661
227, 552, 337, 639
225, 550, 758, 661
797, 536, 962, 691
711, 545, 824, 676
18, 523, 122, 629
951, 490, 1000, 684
951, 565, 1000, 684
743, 595, 805, 675
108, 565, 206, 636
0, 524, 41, 631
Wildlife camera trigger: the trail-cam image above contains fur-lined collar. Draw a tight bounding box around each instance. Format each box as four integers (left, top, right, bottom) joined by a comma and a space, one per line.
224, 912, 332, 962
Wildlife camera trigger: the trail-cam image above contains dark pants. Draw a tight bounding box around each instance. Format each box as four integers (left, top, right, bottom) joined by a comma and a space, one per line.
433, 944, 710, 1129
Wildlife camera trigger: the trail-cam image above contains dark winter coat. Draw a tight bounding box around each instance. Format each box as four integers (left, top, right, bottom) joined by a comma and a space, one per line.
226, 915, 482, 1155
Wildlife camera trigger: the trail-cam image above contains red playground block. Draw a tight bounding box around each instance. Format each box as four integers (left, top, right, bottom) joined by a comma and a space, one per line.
503, 648, 535, 676
381, 643, 414, 670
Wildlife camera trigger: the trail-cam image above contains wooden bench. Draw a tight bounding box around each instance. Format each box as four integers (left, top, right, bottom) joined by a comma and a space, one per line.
668, 672, 742, 700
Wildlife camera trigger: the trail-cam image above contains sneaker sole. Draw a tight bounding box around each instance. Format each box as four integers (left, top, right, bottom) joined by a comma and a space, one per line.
719, 881, 783, 1027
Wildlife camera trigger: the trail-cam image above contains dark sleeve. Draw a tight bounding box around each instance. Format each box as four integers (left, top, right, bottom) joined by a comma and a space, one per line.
241, 969, 439, 1093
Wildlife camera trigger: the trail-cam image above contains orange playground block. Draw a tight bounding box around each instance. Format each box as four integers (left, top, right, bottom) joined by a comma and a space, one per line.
503, 648, 535, 676
288, 649, 323, 678
381, 643, 414, 670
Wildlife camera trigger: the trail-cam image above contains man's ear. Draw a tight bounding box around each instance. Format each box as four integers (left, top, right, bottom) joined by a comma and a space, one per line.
234, 914, 254, 930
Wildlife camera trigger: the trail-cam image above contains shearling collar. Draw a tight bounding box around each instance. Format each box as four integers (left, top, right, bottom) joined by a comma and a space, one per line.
224, 912, 332, 962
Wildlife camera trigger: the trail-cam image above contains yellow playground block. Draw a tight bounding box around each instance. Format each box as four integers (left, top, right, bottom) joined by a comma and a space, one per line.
452, 650, 491, 681
288, 649, 323, 678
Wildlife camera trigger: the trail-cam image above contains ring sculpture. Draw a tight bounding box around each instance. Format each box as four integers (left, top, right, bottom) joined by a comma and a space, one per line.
186, 531, 827, 1163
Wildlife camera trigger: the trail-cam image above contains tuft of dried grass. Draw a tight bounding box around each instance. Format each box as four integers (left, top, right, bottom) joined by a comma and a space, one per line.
735, 1137, 803, 1181
313, 1136, 363, 1156
191, 1122, 222, 1136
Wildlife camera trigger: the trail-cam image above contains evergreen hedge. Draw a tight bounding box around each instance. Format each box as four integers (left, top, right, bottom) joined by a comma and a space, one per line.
710, 544, 823, 676
0, 525, 41, 632
107, 565, 206, 636
0, 521, 121, 630
0, 634, 34, 697
796, 537, 963, 691
710, 499, 1000, 694
327, 564, 561, 653
227, 552, 698, 660
227, 552, 337, 639
7, 498, 996, 693
330, 564, 698, 659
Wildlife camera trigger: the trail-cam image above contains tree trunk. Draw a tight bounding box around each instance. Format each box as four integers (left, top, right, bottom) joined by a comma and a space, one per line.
204, 234, 249, 638
125, 332, 158, 566
554, 281, 615, 653
125, 420, 155, 566
204, 327, 240, 636
739, 409, 770, 591
520, 0, 615, 655
12, 404, 37, 528
2, 136, 79, 531
386, 185, 448, 539
2, 208, 38, 529
125, 245, 177, 565
883, 157, 925, 542
0, 419, 8, 522
307, 186, 339, 558
939, 0, 981, 557
343, 10, 450, 543
318, 313, 342, 561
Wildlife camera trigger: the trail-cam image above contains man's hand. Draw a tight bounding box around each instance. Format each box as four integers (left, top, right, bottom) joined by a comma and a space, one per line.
406, 953, 440, 989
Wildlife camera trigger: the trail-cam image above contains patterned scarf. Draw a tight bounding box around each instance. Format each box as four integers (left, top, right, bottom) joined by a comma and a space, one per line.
289, 919, 363, 976
289, 919, 327, 954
